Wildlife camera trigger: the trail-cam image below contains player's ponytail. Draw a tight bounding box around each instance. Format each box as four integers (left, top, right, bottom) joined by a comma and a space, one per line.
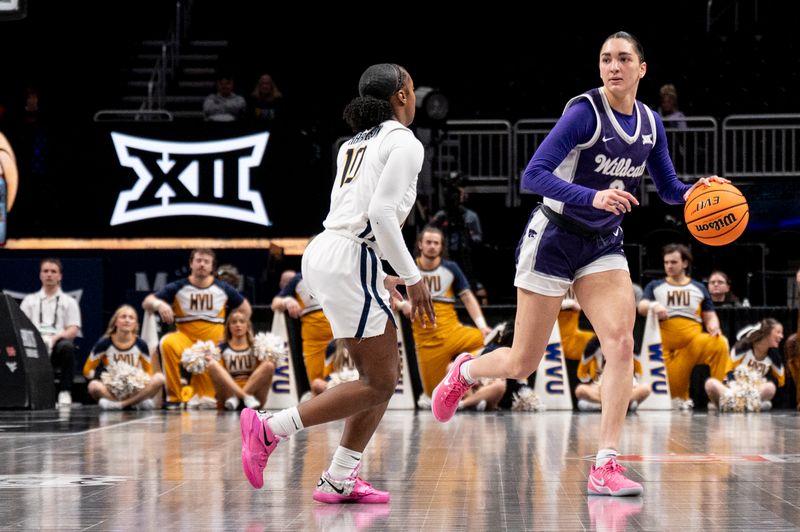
343, 96, 393, 132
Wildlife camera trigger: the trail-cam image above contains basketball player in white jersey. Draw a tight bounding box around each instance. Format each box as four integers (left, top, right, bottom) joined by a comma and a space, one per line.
241, 63, 434, 504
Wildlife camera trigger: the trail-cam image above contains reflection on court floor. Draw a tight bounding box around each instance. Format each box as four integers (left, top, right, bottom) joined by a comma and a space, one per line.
0, 408, 799, 530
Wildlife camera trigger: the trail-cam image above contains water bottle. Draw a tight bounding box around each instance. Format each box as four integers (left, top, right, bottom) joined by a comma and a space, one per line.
0, 174, 6, 247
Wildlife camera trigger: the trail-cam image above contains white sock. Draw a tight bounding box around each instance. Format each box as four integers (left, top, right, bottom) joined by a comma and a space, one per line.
460, 360, 475, 385
596, 448, 618, 467
327, 446, 362, 478
266, 406, 304, 438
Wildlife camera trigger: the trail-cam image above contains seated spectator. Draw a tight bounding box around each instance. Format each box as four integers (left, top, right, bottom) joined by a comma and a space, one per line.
575, 337, 650, 412
705, 318, 785, 411
246, 73, 285, 128
206, 309, 274, 410
83, 305, 165, 410
707, 270, 741, 307
203, 74, 246, 122
19, 257, 81, 406
657, 83, 687, 129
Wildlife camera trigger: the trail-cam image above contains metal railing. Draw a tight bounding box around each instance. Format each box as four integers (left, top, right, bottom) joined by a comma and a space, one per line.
661, 116, 718, 179
722, 114, 800, 178
93, 110, 174, 122
141, 0, 193, 112
329, 114, 798, 204
434, 120, 514, 205
513, 118, 558, 202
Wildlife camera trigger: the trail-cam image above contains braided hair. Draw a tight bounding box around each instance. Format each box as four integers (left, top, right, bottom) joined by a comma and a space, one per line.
343, 63, 407, 132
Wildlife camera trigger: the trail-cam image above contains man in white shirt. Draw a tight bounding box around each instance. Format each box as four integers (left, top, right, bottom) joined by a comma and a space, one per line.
20, 258, 82, 406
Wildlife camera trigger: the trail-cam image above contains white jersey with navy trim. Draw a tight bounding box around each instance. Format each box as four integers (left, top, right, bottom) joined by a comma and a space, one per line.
303, 119, 424, 339
322, 119, 423, 284
155, 278, 244, 325
219, 342, 259, 379
419, 259, 470, 304
729, 345, 785, 385
642, 278, 714, 323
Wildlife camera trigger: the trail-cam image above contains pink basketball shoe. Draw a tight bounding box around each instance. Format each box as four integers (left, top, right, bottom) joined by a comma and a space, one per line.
313, 467, 390, 504
240, 408, 280, 489
431, 353, 475, 422
587, 458, 643, 496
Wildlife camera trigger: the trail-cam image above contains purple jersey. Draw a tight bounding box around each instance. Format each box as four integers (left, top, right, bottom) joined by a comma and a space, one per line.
523, 87, 689, 233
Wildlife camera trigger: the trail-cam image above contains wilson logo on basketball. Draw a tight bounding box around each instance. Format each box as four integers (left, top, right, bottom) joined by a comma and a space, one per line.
109, 132, 271, 226
693, 212, 737, 232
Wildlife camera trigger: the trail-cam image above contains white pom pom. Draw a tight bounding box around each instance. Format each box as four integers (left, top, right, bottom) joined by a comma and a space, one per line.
253, 332, 288, 364
327, 368, 359, 389
511, 386, 546, 412
719, 365, 766, 413
100, 362, 151, 400
181, 340, 220, 374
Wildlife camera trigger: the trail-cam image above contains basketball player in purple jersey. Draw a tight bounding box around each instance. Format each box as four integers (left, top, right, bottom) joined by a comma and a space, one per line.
432, 31, 729, 496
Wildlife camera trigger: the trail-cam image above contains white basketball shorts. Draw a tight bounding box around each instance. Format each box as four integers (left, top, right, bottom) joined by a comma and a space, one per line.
302, 231, 396, 339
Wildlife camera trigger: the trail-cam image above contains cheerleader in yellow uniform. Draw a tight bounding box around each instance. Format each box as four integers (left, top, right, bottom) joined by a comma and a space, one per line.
271, 271, 334, 394
558, 288, 596, 363
705, 319, 785, 411
638, 244, 730, 401
83, 305, 165, 410
575, 337, 649, 411
142, 249, 251, 405
207, 309, 275, 410
396, 226, 491, 397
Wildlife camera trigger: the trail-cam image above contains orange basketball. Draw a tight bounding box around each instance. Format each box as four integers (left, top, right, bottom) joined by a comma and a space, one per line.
683, 182, 748, 246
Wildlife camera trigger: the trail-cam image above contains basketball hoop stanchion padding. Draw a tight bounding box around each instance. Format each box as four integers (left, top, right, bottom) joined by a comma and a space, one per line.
0, 294, 55, 409
532, 322, 573, 410
637, 309, 672, 410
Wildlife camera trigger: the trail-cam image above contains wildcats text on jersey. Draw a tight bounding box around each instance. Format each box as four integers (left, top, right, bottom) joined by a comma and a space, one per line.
593, 155, 647, 178
109, 132, 270, 226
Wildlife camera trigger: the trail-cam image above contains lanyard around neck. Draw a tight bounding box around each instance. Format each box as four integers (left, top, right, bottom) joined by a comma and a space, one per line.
39, 295, 60, 328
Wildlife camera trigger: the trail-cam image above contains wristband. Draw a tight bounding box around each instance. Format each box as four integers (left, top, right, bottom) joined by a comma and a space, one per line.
475, 316, 488, 330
